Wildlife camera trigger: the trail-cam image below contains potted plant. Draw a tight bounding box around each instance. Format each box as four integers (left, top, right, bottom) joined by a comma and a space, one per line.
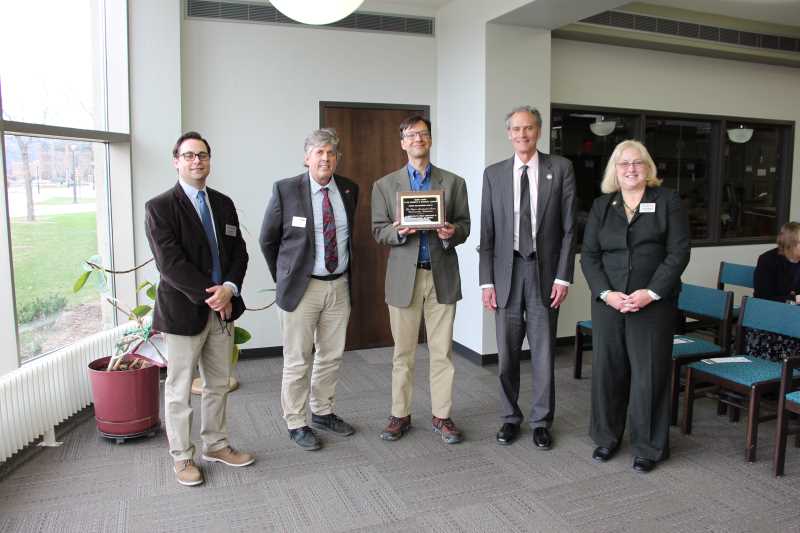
74, 258, 255, 440
74, 259, 164, 443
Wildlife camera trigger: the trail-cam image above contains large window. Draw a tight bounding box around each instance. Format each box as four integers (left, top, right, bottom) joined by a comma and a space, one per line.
552, 106, 793, 246
0, 0, 129, 364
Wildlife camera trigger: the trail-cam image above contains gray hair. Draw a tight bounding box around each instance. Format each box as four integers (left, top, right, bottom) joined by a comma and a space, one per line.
304, 128, 341, 155
505, 106, 542, 129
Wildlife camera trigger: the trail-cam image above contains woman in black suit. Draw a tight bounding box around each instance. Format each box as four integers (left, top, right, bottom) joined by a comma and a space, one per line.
747, 222, 800, 361
580, 140, 690, 473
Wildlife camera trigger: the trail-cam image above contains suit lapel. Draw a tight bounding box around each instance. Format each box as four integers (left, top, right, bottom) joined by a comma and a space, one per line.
536, 153, 553, 226
299, 173, 315, 251
500, 157, 515, 229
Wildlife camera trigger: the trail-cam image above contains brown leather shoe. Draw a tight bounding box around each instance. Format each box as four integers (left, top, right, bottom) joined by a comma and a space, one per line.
174, 459, 204, 486
380, 415, 411, 441
202, 446, 255, 467
432, 416, 463, 444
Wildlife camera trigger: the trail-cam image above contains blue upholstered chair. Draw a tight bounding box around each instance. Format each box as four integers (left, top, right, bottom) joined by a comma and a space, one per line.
716, 261, 755, 321
773, 356, 800, 476
682, 297, 800, 463
670, 283, 734, 425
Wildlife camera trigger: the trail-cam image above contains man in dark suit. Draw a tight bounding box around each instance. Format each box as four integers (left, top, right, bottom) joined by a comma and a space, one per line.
371, 115, 470, 444
479, 106, 577, 449
145, 131, 253, 487
260, 128, 359, 450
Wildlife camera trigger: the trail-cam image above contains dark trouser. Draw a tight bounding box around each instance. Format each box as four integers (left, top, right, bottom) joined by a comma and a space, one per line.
589, 298, 675, 461
496, 255, 557, 429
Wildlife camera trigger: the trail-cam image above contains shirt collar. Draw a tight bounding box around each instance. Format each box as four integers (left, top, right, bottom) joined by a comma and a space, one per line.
406, 162, 432, 182
514, 151, 538, 172
308, 173, 338, 195
178, 178, 207, 200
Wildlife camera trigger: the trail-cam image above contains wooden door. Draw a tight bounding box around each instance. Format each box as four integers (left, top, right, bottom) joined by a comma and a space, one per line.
321, 103, 428, 351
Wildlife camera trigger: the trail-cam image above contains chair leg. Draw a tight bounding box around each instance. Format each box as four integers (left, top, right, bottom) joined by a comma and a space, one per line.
730, 406, 741, 423
774, 403, 789, 476
670, 361, 680, 426
745, 387, 760, 463
682, 368, 696, 435
717, 400, 728, 416
573, 327, 584, 380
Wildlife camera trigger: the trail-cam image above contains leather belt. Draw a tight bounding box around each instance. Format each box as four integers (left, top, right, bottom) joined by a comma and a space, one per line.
416, 262, 432, 270
311, 272, 345, 281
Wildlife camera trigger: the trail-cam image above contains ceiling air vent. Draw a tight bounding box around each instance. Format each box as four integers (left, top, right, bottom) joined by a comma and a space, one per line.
185, 0, 435, 36
579, 10, 799, 54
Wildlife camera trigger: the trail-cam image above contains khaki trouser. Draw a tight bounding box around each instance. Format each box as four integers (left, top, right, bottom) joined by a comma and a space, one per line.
388, 269, 456, 419
165, 310, 234, 461
279, 277, 350, 430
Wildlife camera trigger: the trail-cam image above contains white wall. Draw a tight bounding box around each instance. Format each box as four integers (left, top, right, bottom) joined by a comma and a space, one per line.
550, 38, 800, 336
180, 18, 437, 349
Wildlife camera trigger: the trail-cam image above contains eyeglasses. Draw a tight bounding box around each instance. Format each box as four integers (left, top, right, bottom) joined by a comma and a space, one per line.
616, 160, 646, 169
179, 151, 210, 161
402, 131, 431, 140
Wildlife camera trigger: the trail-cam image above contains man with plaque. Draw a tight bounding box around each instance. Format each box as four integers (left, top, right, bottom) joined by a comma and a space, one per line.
372, 115, 470, 444
479, 106, 576, 450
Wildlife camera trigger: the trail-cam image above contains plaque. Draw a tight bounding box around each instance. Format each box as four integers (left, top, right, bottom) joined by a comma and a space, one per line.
396, 190, 445, 229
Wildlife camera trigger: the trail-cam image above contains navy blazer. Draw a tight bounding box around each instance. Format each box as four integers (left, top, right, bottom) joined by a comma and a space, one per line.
145, 182, 248, 335
580, 186, 690, 302
259, 173, 359, 312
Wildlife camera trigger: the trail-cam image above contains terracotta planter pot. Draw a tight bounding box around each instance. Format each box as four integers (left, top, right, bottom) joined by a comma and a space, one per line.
88, 355, 160, 440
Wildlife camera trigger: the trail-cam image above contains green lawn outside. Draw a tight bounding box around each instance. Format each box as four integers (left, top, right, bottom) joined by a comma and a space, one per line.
11, 211, 101, 313
38, 197, 95, 206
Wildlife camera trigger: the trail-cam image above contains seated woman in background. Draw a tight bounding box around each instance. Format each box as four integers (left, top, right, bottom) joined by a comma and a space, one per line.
747, 221, 800, 361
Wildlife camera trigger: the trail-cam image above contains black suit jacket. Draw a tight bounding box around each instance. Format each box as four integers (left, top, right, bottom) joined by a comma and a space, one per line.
259, 173, 358, 312
754, 247, 800, 302
580, 187, 690, 302
145, 182, 248, 335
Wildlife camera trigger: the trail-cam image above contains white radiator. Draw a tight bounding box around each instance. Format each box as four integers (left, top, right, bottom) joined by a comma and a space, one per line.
0, 322, 133, 463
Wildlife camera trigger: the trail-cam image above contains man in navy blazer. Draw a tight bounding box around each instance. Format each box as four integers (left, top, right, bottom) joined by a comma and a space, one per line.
260, 128, 359, 450
479, 106, 577, 450
145, 131, 253, 487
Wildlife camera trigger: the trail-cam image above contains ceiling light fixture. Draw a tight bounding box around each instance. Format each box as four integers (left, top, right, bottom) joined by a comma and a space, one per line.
589, 117, 616, 137
270, 0, 364, 25
727, 124, 754, 144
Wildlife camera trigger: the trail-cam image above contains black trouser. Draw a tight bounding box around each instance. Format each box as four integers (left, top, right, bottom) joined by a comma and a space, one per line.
589, 298, 675, 461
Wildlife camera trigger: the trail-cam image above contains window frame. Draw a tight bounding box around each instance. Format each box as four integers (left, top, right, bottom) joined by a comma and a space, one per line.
552, 103, 795, 248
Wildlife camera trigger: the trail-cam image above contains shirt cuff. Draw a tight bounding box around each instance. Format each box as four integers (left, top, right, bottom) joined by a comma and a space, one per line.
599, 290, 611, 302
223, 281, 239, 297
554, 279, 570, 287
480, 283, 495, 289
647, 289, 661, 301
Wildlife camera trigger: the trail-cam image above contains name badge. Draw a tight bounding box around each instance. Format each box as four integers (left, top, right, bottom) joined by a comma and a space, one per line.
639, 203, 656, 213
291, 216, 307, 228
225, 224, 237, 237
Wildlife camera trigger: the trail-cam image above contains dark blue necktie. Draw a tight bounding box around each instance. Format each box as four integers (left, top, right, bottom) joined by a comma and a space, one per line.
197, 190, 222, 284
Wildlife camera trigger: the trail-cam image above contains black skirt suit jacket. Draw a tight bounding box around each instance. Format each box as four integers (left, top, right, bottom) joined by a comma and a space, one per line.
581, 186, 690, 303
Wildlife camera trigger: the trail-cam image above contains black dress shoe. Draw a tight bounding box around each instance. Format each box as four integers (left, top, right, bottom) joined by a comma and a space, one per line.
632, 457, 656, 473
592, 446, 617, 463
496, 423, 520, 445
532, 427, 552, 450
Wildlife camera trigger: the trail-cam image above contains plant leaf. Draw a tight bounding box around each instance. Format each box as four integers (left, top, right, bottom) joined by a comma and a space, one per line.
131, 305, 152, 318
146, 285, 157, 301
233, 327, 251, 345
136, 280, 150, 291
73, 271, 91, 292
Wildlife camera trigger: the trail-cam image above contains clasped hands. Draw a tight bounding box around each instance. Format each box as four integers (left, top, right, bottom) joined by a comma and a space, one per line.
205, 284, 233, 321
605, 289, 653, 313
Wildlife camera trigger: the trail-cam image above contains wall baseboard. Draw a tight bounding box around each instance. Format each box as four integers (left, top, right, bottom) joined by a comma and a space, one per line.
239, 346, 283, 359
